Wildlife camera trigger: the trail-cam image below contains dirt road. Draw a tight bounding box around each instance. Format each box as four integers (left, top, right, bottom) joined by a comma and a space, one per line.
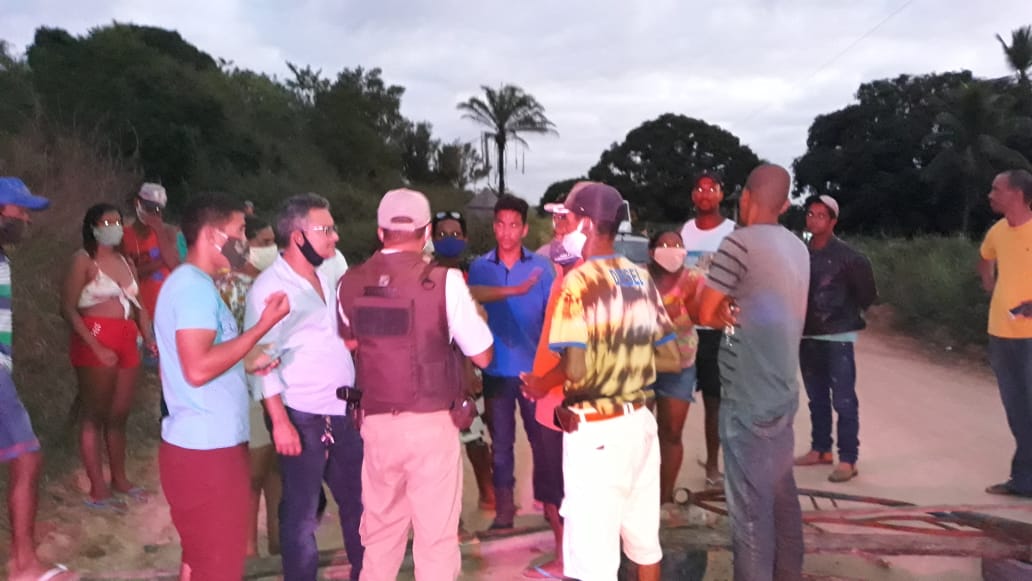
4, 323, 1027, 580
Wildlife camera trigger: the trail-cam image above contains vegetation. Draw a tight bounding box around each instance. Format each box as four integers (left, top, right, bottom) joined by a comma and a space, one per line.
851, 236, 989, 347
457, 84, 557, 195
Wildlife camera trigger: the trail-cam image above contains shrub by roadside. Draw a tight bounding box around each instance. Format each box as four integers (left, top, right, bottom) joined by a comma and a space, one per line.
850, 235, 990, 347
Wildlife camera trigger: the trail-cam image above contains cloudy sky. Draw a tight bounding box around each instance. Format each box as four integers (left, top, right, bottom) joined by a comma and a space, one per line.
1, 0, 1027, 202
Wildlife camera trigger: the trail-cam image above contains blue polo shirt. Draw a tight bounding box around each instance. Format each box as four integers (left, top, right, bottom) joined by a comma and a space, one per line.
469, 247, 555, 377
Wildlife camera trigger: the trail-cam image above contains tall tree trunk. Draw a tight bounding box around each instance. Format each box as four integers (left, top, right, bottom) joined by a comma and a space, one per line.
495, 134, 506, 194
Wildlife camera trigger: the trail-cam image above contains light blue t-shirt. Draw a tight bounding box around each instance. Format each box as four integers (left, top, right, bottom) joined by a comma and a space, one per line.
155, 264, 249, 449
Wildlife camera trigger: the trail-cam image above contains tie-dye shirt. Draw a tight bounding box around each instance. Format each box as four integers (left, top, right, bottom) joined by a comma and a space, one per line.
549, 255, 676, 413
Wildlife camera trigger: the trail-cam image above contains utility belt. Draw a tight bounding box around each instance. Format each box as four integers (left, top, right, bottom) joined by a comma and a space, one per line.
336, 386, 476, 430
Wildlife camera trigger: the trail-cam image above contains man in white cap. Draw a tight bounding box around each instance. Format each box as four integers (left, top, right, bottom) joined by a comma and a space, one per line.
123, 182, 180, 319
794, 195, 877, 483
536, 196, 578, 266
336, 188, 493, 581
0, 177, 79, 581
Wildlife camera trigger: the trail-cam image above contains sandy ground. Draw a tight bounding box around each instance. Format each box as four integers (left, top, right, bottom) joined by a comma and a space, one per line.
3, 317, 1030, 580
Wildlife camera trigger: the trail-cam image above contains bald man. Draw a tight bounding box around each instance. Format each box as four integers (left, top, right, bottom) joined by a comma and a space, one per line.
698, 164, 809, 581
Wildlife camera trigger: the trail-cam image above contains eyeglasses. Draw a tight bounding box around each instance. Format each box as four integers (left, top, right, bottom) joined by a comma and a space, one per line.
435, 211, 463, 221
98, 219, 123, 227
306, 224, 338, 235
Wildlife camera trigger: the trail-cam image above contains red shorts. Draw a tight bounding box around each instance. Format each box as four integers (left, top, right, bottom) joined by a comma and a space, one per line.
159, 442, 249, 581
69, 316, 140, 369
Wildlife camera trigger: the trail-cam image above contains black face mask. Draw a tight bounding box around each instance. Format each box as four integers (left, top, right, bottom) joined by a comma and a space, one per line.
217, 231, 249, 270
0, 217, 27, 245
297, 233, 325, 267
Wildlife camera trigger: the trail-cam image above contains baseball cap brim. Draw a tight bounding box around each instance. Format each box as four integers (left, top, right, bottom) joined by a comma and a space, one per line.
0, 178, 49, 210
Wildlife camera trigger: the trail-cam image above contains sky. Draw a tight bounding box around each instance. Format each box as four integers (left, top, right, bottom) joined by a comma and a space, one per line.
1, 0, 1027, 202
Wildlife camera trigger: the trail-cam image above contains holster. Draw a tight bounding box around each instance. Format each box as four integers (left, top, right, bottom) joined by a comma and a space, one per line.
449, 395, 478, 430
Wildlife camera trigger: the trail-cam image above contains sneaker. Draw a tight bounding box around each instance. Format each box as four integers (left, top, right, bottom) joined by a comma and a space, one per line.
828, 463, 858, 483
794, 450, 834, 466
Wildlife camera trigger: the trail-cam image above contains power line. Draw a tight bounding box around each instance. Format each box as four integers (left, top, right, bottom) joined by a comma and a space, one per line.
742, 0, 917, 123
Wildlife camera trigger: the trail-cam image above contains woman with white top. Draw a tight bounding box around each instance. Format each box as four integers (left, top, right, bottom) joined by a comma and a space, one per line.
62, 203, 155, 509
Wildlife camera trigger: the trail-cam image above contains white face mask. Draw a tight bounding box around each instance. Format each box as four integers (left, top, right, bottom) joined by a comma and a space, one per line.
93, 224, 124, 247
561, 219, 587, 259
653, 247, 687, 273
248, 245, 279, 272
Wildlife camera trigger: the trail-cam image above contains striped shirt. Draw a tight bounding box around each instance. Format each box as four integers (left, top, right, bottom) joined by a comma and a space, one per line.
0, 254, 12, 371
706, 225, 809, 421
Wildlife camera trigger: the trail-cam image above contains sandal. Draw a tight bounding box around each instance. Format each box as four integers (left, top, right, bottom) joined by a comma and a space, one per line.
84, 496, 128, 514
116, 486, 150, 503
38, 564, 78, 581
794, 450, 834, 466
828, 463, 858, 483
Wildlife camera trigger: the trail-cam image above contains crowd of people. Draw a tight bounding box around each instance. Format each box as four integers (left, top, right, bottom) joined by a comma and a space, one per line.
2, 167, 1032, 580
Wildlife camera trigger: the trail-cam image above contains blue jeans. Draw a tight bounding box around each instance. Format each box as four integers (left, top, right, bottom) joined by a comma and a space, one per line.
277, 408, 364, 581
800, 339, 859, 464
988, 337, 1032, 494
721, 405, 804, 581
484, 375, 542, 492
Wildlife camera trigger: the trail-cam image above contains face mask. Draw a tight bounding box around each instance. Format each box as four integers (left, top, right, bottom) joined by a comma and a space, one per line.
215, 230, 249, 270
93, 224, 124, 247
433, 236, 466, 259
0, 217, 27, 245
561, 220, 587, 259
654, 247, 687, 273
296, 233, 325, 267
248, 245, 278, 271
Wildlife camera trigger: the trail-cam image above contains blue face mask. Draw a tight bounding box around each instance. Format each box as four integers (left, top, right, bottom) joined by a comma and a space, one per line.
434, 236, 467, 258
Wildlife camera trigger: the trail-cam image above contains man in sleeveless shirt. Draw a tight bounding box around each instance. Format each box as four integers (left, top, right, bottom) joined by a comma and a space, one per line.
337, 189, 493, 581
123, 183, 180, 319
680, 172, 736, 488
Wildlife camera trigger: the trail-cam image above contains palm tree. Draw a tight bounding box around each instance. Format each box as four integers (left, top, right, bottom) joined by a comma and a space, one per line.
997, 25, 1032, 87
457, 84, 557, 195
923, 82, 1032, 234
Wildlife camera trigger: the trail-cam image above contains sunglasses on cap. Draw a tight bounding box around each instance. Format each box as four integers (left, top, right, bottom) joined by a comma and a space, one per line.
435, 211, 463, 220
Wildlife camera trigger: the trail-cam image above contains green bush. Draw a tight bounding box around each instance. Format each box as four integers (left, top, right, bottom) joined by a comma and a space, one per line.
850, 235, 989, 346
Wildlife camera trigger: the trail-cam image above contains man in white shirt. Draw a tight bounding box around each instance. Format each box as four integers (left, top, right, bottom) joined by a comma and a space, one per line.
680, 172, 737, 488
337, 189, 493, 581
245, 193, 364, 581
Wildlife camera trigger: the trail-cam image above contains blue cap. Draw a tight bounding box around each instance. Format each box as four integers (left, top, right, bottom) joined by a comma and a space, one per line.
0, 178, 50, 211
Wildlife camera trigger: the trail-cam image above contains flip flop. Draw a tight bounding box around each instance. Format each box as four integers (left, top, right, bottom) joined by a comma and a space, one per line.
84, 497, 128, 514
116, 486, 150, 503
38, 563, 77, 581
522, 565, 564, 579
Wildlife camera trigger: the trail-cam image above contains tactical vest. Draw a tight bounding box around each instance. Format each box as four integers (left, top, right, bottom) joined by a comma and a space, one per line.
337, 251, 463, 415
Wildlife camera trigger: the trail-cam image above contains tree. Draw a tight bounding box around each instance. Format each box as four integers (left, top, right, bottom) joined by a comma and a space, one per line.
400, 121, 438, 183
587, 114, 760, 223
923, 82, 1032, 235
0, 40, 36, 133
997, 26, 1032, 87
793, 72, 976, 236
435, 140, 489, 190
457, 84, 556, 195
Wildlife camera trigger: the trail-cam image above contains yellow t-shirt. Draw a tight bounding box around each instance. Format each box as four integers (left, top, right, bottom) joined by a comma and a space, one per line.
981, 218, 1032, 338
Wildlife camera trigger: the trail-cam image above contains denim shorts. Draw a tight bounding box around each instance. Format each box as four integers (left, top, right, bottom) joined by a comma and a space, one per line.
0, 366, 40, 462
651, 367, 697, 403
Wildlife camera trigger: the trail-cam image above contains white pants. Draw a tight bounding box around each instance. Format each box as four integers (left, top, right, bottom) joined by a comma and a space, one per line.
561, 406, 662, 581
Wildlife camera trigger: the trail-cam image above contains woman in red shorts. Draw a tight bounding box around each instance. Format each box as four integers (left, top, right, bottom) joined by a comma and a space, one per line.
62, 203, 156, 509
